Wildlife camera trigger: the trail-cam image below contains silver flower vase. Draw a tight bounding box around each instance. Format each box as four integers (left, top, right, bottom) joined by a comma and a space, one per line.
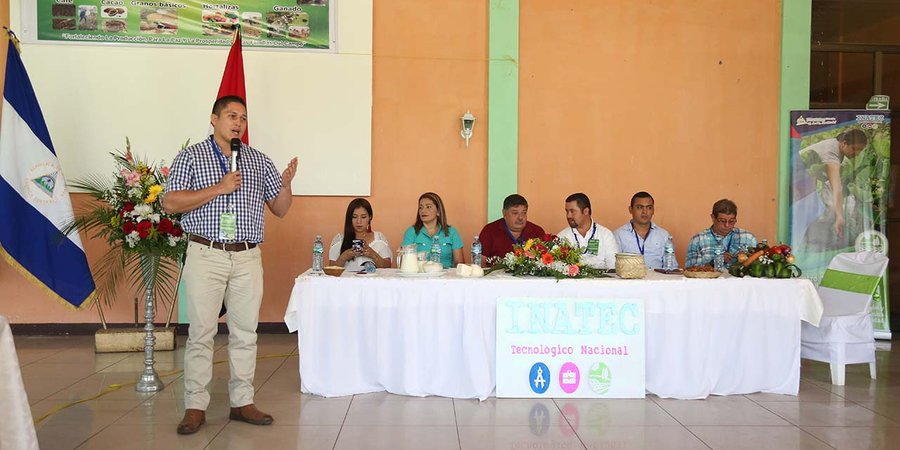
136, 254, 164, 393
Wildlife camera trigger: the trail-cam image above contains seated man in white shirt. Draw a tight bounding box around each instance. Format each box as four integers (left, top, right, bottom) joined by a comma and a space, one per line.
556, 193, 618, 269
613, 191, 672, 269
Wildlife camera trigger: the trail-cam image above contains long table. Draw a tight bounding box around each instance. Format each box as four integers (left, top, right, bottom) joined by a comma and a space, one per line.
284, 270, 823, 400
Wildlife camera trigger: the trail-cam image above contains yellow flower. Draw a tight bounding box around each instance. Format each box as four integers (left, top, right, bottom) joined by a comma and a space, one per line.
144, 184, 163, 204
524, 239, 534, 251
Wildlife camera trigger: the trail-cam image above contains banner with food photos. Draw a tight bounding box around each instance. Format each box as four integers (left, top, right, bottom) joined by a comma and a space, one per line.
29, 0, 332, 50
496, 297, 646, 398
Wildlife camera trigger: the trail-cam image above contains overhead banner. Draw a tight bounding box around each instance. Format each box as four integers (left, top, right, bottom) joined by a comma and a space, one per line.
496, 298, 646, 398
27, 0, 333, 50
789, 110, 892, 338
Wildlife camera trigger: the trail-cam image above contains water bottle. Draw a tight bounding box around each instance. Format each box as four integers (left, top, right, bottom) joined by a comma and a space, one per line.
663, 236, 676, 270
713, 243, 725, 272
430, 236, 442, 264
471, 236, 482, 266
312, 235, 324, 273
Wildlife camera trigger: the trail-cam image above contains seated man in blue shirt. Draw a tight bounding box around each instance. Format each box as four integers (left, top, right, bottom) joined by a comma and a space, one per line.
686, 199, 757, 267
613, 192, 672, 269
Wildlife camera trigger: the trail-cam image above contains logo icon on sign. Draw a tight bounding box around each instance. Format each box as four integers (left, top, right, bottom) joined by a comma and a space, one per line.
588, 362, 612, 394
529, 362, 550, 394
559, 362, 580, 394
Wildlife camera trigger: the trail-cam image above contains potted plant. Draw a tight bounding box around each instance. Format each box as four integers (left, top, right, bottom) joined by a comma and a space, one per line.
65, 139, 188, 352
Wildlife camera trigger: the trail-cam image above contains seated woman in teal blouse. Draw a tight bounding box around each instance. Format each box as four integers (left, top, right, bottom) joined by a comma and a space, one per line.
401, 192, 464, 268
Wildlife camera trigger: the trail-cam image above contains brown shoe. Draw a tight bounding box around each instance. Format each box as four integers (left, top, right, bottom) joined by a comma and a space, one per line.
176, 409, 206, 435
229, 404, 274, 425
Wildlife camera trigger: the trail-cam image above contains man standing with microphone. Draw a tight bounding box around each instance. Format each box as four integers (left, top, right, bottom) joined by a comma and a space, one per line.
163, 95, 298, 435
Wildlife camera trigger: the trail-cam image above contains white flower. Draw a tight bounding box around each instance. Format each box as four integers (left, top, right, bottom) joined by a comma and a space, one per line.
148, 213, 160, 223
125, 231, 140, 248
167, 235, 178, 247
132, 204, 153, 218
549, 261, 568, 274
128, 187, 143, 198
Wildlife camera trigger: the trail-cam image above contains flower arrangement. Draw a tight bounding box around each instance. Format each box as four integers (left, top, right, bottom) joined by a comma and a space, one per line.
65, 138, 188, 328
727, 241, 802, 279
487, 235, 608, 279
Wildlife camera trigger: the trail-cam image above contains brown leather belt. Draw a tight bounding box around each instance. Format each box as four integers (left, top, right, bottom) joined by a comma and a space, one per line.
189, 235, 257, 252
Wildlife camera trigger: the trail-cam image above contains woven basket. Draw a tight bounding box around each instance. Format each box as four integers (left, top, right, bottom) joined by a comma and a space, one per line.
683, 270, 721, 279
615, 253, 647, 279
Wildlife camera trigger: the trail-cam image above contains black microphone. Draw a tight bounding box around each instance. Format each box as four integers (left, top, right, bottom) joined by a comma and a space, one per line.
230, 138, 241, 172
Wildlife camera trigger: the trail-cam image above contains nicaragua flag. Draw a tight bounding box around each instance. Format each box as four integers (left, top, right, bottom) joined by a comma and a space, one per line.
0, 35, 96, 309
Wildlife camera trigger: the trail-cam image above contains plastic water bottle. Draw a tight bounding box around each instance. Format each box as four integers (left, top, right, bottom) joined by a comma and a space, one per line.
471, 236, 482, 266
430, 236, 442, 264
312, 235, 324, 274
713, 243, 725, 272
663, 236, 676, 270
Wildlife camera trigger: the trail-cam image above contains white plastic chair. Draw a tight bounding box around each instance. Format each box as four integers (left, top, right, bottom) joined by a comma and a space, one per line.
801, 251, 889, 386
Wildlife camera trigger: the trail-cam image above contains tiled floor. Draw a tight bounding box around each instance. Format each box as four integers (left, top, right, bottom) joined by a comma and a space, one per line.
13, 334, 900, 449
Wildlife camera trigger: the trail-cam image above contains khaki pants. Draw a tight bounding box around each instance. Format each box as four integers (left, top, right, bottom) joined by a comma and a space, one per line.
182, 241, 264, 410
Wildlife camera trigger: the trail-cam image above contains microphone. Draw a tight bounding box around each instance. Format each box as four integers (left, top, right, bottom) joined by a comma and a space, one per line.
230, 138, 241, 172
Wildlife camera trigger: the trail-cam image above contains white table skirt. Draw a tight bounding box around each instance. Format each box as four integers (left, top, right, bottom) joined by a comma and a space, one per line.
285, 270, 823, 400
0, 315, 39, 450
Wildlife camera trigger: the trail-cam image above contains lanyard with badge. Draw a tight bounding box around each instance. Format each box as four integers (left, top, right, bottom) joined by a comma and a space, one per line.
632, 225, 651, 255
720, 232, 734, 253
210, 137, 237, 241
504, 221, 526, 245
572, 224, 599, 255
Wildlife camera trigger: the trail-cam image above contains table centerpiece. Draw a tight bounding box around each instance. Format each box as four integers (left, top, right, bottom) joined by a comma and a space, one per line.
486, 235, 608, 279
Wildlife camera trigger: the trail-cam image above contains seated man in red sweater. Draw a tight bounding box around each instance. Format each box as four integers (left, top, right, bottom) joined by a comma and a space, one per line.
478, 194, 546, 264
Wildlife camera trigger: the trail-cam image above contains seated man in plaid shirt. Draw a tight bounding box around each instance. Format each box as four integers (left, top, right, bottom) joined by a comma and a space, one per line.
163, 95, 298, 435
686, 199, 757, 268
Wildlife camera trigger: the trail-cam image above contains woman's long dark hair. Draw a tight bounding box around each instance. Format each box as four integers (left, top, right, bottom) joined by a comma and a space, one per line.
413, 192, 450, 237
340, 198, 373, 253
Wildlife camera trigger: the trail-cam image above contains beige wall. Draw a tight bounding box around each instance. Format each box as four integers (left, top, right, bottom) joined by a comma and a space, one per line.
519, 0, 781, 258
0, 0, 784, 325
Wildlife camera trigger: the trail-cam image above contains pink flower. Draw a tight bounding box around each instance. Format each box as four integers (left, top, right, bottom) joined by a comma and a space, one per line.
125, 171, 142, 187
160, 166, 170, 177
567, 265, 580, 277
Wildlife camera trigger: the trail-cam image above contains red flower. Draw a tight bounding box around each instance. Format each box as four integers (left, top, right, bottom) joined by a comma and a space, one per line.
542, 253, 554, 264
122, 202, 134, 212
136, 221, 152, 239
157, 218, 173, 234
171, 227, 184, 237
543, 234, 556, 242
567, 265, 580, 276
122, 221, 136, 234
514, 248, 523, 257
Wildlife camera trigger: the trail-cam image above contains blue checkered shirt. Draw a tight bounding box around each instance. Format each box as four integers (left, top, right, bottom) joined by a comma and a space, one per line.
685, 227, 757, 267
165, 137, 282, 243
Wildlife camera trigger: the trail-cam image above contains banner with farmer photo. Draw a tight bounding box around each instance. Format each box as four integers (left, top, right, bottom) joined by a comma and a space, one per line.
789, 110, 891, 337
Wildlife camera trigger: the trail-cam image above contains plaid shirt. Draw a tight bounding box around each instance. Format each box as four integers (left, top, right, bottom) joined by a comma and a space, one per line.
165, 137, 282, 243
685, 227, 757, 267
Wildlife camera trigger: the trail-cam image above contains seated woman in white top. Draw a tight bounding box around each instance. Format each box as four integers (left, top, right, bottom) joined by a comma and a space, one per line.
329, 198, 392, 271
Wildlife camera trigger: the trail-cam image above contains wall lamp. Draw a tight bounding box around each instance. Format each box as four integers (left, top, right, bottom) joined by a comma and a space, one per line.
460, 110, 476, 147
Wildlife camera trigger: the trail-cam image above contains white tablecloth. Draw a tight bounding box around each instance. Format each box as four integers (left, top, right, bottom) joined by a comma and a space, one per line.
285, 270, 823, 400
0, 315, 39, 450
